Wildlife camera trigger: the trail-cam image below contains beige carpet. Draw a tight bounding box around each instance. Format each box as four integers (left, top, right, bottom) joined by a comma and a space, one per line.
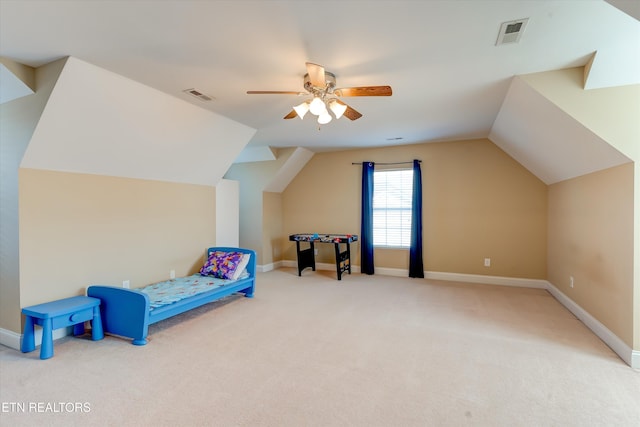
1, 268, 639, 426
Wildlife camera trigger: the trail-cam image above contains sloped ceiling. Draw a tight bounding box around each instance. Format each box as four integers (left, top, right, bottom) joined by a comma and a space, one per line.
519, 67, 640, 163
263, 147, 314, 193
1, 1, 638, 185
605, 0, 640, 20
490, 75, 631, 184
21, 57, 256, 186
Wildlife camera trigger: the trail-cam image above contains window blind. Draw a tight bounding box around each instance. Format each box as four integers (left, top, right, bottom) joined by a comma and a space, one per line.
373, 169, 413, 247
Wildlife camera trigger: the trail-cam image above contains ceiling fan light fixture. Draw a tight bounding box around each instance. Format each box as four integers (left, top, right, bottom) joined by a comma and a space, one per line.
329, 100, 347, 119
309, 96, 327, 116
293, 101, 309, 119
248, 62, 391, 124
317, 112, 332, 125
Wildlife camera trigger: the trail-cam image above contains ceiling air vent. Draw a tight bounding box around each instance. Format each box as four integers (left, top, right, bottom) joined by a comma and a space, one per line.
183, 88, 214, 102
496, 18, 529, 45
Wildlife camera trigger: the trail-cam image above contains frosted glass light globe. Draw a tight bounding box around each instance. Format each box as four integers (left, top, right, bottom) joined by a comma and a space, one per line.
317, 112, 332, 124
309, 97, 327, 116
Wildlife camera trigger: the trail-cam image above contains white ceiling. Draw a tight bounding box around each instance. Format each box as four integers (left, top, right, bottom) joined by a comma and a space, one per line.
1, 0, 638, 155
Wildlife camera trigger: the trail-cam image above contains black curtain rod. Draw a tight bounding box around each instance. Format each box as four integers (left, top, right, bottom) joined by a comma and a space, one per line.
351, 160, 421, 165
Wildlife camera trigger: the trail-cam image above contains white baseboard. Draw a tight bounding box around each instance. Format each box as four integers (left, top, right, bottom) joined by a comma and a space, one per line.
280, 260, 296, 269
424, 271, 549, 289
0, 327, 22, 350
280, 261, 547, 288
0, 326, 72, 352
546, 282, 638, 370
258, 260, 284, 273
633, 350, 640, 369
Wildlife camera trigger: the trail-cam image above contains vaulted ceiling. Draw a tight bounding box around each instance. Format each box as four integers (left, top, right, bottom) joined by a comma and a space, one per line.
1, 0, 638, 184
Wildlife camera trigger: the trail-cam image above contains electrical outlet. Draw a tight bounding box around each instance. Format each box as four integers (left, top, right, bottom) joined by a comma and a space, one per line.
314, 249, 318, 255
484, 258, 491, 267
170, 269, 175, 279
123, 280, 130, 289
569, 276, 574, 288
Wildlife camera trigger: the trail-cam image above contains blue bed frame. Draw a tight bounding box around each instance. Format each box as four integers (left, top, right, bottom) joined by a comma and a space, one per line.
87, 247, 256, 345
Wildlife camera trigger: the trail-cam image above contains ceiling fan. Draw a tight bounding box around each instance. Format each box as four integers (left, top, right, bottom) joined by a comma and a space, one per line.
247, 62, 392, 124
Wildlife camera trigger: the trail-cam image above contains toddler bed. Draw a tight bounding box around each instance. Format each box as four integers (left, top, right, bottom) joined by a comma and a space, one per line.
87, 247, 256, 345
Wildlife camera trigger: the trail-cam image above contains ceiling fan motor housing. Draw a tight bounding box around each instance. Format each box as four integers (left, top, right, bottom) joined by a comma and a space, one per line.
304, 71, 336, 94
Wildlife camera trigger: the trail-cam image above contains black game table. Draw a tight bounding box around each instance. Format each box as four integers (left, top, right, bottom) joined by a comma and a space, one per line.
289, 234, 358, 280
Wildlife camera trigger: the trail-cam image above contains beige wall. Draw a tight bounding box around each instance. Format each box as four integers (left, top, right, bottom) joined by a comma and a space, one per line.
18, 169, 216, 316
225, 163, 268, 264
522, 68, 639, 352
225, 148, 299, 266
215, 179, 239, 247
548, 163, 634, 346
263, 192, 284, 266
282, 139, 548, 278
0, 58, 66, 333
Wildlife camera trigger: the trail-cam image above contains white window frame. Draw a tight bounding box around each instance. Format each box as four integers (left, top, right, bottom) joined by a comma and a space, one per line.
372, 168, 413, 248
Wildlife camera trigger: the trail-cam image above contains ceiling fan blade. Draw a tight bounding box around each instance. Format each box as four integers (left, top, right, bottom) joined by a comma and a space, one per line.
247, 91, 306, 95
343, 106, 363, 121
283, 110, 298, 119
334, 86, 392, 97
335, 99, 363, 121
306, 62, 326, 87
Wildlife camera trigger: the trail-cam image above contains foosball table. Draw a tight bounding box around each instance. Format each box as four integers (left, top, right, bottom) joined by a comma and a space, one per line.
289, 234, 358, 280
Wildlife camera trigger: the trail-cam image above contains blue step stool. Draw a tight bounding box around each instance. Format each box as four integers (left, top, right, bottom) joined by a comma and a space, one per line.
21, 296, 104, 360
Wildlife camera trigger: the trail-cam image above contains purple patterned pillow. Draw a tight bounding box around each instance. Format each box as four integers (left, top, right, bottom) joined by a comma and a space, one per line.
199, 251, 250, 280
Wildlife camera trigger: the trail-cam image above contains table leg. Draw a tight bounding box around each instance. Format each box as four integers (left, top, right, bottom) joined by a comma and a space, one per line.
309, 242, 316, 271
73, 322, 85, 336
333, 242, 353, 281
40, 318, 54, 360
21, 315, 35, 353
334, 243, 342, 280
296, 241, 302, 276
91, 305, 104, 340
296, 241, 316, 276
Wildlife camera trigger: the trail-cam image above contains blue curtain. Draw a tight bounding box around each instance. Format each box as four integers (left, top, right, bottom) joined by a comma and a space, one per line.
409, 159, 424, 278
361, 162, 375, 275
